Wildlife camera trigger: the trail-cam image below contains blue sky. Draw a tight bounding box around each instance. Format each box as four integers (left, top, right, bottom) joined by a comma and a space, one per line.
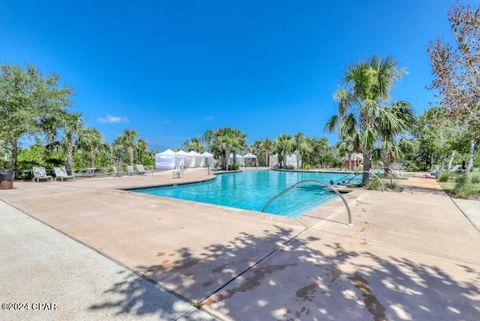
0, 0, 469, 150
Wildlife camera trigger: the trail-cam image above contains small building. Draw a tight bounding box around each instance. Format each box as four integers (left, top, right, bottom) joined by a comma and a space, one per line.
344, 153, 363, 168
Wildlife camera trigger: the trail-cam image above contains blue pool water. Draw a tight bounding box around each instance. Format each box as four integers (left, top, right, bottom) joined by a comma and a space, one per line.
132, 170, 355, 217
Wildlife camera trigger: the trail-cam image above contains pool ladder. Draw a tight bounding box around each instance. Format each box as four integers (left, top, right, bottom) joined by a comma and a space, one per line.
261, 179, 353, 226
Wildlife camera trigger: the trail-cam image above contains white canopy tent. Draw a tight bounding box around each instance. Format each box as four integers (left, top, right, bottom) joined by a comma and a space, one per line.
286, 154, 300, 168
243, 153, 258, 167
188, 151, 204, 167
269, 154, 300, 169
229, 153, 245, 167
176, 150, 195, 168
155, 149, 184, 170
202, 151, 215, 167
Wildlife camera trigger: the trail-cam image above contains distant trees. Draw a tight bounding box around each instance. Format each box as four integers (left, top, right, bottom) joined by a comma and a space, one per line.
326, 57, 414, 184
0, 63, 155, 175
183, 138, 205, 153
202, 128, 246, 170
77, 128, 108, 169
428, 3, 480, 178
0, 64, 72, 171
275, 134, 294, 168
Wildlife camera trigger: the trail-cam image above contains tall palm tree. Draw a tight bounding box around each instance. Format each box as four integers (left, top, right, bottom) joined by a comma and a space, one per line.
260, 139, 274, 167
275, 134, 294, 168
77, 128, 107, 169
211, 128, 246, 170
325, 57, 414, 184
114, 129, 138, 165
136, 138, 151, 165
60, 112, 83, 174
294, 133, 313, 169
336, 134, 358, 170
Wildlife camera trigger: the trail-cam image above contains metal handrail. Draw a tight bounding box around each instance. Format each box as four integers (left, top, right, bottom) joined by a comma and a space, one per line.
332, 172, 356, 185
261, 179, 353, 226
344, 170, 386, 191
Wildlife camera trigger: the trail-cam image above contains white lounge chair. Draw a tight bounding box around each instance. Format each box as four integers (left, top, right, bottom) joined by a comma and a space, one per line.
32, 167, 53, 182
112, 166, 122, 177
127, 165, 135, 175
54, 167, 75, 181
172, 167, 184, 178
136, 164, 153, 175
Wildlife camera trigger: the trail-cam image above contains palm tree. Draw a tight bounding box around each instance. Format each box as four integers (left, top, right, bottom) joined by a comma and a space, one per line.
184, 138, 205, 153
260, 139, 274, 167
60, 112, 83, 174
336, 135, 358, 170
211, 128, 246, 170
275, 134, 294, 168
77, 128, 106, 169
294, 133, 313, 169
325, 57, 414, 184
114, 129, 138, 165
136, 138, 151, 165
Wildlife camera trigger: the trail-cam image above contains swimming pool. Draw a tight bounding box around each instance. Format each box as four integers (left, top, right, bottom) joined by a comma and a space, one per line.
132, 170, 354, 217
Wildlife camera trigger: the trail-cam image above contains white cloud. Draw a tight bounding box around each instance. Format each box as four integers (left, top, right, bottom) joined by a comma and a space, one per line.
97, 114, 129, 124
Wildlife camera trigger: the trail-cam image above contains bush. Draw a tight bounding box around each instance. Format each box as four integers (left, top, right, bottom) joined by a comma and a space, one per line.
453, 183, 479, 199
367, 177, 383, 191
471, 175, 480, 184
455, 175, 467, 186
227, 164, 239, 171
437, 172, 450, 182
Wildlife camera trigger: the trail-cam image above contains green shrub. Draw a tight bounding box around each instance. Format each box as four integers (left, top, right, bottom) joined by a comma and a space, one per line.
455, 175, 467, 186
367, 177, 383, 191
453, 183, 479, 199
437, 172, 450, 182
227, 164, 239, 171
471, 175, 480, 184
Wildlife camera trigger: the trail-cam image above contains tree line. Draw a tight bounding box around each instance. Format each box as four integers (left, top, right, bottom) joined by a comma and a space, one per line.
0, 65, 153, 176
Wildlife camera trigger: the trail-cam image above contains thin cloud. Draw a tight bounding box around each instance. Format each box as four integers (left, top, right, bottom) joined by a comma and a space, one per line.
203, 115, 214, 121
97, 114, 129, 124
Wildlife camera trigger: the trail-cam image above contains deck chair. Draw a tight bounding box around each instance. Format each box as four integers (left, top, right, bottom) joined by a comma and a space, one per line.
136, 164, 153, 175
32, 167, 53, 182
127, 165, 135, 175
54, 167, 75, 181
112, 166, 122, 177
172, 167, 184, 179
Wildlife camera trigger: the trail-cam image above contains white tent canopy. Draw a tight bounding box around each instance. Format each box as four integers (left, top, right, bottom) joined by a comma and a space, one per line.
243, 153, 258, 167
269, 154, 300, 169
188, 151, 204, 167
202, 152, 215, 167
155, 149, 184, 170
229, 153, 245, 167
243, 153, 257, 159
176, 150, 195, 168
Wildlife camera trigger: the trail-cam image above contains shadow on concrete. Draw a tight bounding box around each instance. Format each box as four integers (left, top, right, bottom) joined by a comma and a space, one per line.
89, 226, 480, 321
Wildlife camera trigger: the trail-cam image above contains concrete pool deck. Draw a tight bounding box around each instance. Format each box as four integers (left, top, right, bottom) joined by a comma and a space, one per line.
0, 169, 479, 321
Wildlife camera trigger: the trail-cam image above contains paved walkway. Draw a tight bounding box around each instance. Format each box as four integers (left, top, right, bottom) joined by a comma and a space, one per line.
453, 198, 480, 231
1, 171, 479, 321
0, 201, 215, 321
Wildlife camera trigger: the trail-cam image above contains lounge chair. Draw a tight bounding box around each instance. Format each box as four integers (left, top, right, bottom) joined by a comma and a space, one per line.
32, 167, 53, 182
127, 165, 135, 175
112, 166, 122, 177
54, 167, 75, 181
136, 164, 153, 175
172, 167, 184, 178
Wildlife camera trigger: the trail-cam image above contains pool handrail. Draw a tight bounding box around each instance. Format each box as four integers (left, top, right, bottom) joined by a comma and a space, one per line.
344, 170, 386, 191
261, 179, 353, 226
